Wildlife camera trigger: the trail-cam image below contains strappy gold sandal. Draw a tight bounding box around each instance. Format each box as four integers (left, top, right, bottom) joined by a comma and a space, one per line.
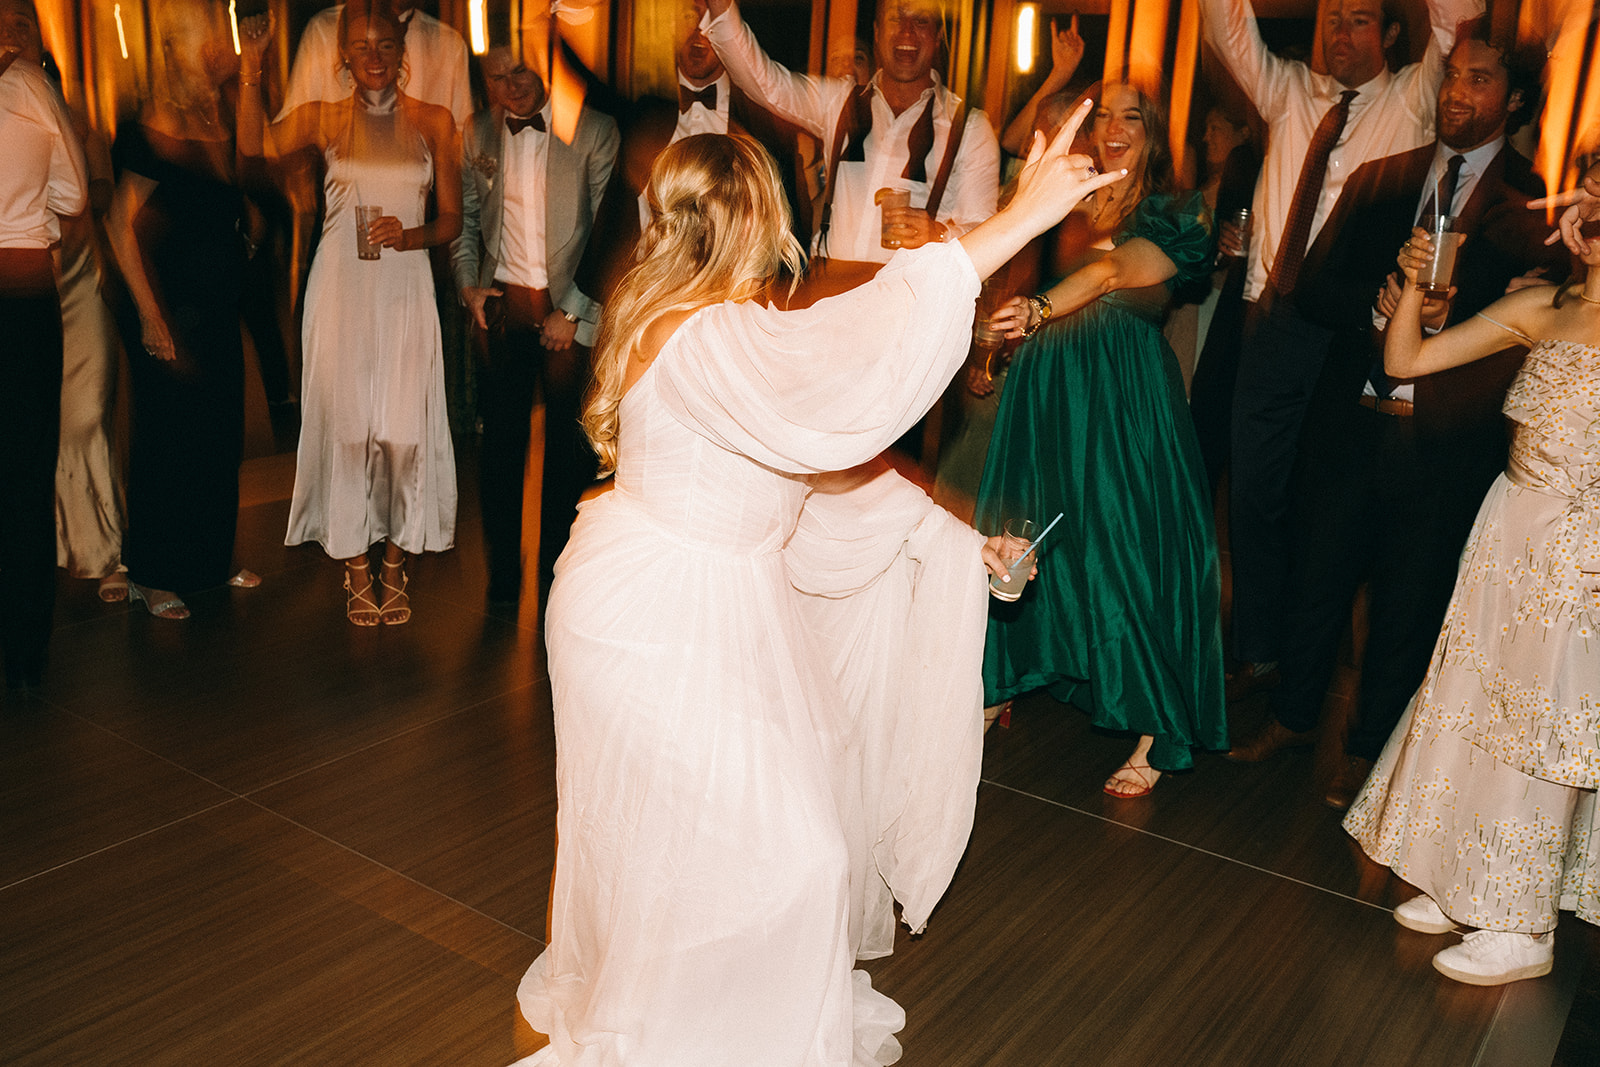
378, 561, 410, 625
345, 560, 380, 626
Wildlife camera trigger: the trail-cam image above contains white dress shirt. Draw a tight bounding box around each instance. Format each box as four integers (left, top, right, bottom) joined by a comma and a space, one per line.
673, 72, 733, 143
278, 5, 472, 128
637, 73, 737, 230
1201, 0, 1483, 302
0, 59, 87, 249
495, 103, 552, 291
704, 4, 999, 263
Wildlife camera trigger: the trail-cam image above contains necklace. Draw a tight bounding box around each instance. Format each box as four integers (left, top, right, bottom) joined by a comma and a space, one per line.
1578, 290, 1600, 305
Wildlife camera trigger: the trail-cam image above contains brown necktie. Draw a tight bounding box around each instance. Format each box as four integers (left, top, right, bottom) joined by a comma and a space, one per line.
1268, 89, 1357, 299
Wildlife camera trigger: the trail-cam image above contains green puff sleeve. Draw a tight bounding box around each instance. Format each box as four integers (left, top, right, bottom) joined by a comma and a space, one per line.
1115, 190, 1216, 290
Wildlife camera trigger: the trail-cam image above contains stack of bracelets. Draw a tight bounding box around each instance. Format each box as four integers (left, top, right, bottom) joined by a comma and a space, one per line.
1023, 293, 1053, 337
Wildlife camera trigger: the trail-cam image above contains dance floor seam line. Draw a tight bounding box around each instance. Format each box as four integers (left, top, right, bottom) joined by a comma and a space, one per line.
977, 778, 1391, 913
231, 793, 550, 948
231, 678, 546, 798
0, 797, 240, 895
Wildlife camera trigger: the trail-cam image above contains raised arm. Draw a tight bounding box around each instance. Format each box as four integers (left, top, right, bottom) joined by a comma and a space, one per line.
1000, 15, 1084, 156
1384, 226, 1542, 377
1198, 0, 1291, 116
701, 0, 848, 139
237, 15, 321, 160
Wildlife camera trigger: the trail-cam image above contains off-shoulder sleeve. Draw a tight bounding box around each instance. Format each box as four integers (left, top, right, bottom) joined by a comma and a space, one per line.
1118, 191, 1216, 290
653, 240, 981, 475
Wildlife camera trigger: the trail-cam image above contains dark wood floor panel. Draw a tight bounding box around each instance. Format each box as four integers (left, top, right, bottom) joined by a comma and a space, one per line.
5, 474, 1583, 1065
0, 711, 232, 888
982, 693, 1381, 902
248, 685, 558, 937
0, 800, 538, 1067
35, 570, 547, 796
868, 785, 1502, 1067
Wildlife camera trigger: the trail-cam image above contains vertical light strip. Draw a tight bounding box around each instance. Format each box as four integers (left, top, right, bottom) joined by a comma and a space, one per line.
469, 0, 487, 55
1168, 0, 1202, 185
1015, 5, 1037, 74
1103, 0, 1130, 86
113, 2, 130, 60
229, 1, 241, 55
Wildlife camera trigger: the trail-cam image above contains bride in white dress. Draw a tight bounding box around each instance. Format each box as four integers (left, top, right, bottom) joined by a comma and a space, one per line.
516, 103, 1122, 1065
238, 2, 461, 626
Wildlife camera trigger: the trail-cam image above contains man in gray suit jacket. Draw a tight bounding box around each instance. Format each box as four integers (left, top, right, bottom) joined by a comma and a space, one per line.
451, 46, 618, 602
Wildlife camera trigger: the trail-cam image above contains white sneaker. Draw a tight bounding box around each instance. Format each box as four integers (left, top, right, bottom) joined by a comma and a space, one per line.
1432, 930, 1554, 986
1394, 895, 1460, 934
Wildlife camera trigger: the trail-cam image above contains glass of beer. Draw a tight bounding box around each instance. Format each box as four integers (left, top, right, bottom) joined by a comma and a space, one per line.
876, 187, 911, 249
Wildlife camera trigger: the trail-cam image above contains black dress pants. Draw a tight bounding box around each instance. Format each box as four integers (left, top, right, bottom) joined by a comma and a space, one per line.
1, 249, 63, 687
1269, 401, 1490, 759
478, 284, 595, 599
1227, 303, 1334, 662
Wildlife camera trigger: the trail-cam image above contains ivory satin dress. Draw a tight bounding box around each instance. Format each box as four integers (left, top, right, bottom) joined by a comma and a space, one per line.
286, 89, 456, 559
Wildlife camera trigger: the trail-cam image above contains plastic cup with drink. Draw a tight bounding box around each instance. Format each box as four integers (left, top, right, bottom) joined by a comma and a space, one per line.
989, 513, 1062, 601
356, 204, 383, 261
875, 187, 911, 250
1416, 214, 1465, 295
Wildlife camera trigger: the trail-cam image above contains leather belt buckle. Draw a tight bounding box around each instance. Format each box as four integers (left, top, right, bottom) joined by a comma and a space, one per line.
1358, 394, 1415, 417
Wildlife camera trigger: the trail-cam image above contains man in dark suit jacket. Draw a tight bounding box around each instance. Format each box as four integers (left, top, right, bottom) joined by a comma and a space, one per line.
451, 46, 618, 603
1225, 28, 1565, 805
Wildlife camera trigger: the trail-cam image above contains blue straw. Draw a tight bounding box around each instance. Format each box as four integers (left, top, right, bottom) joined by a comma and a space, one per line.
1023, 512, 1064, 557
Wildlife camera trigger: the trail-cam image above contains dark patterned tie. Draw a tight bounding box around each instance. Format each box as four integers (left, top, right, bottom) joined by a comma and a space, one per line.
1418, 153, 1466, 220
1268, 89, 1357, 299
506, 112, 545, 136
678, 84, 718, 113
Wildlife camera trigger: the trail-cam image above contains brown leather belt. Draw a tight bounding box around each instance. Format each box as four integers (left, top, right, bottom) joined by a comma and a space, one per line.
1359, 394, 1415, 417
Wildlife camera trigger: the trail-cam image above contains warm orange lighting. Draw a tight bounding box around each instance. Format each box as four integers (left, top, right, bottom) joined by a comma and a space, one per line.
1127, 0, 1169, 95
1169, 0, 1202, 187
1538, 3, 1600, 219
1104, 0, 1130, 86
549, 28, 585, 145
1016, 5, 1038, 74
469, 0, 488, 55
229, 1, 241, 56
113, 3, 130, 61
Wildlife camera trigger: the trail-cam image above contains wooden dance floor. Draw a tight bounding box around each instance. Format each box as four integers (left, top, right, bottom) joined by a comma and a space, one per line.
3, 449, 1595, 1066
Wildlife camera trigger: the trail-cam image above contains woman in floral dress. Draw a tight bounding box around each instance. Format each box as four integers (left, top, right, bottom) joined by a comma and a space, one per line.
1343, 190, 1600, 987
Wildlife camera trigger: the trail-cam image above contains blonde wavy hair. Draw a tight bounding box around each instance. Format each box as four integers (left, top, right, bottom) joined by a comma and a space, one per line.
583, 133, 806, 476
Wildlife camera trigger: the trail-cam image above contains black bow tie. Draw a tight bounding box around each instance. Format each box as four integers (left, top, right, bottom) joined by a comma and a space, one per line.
506, 112, 545, 136
678, 84, 717, 113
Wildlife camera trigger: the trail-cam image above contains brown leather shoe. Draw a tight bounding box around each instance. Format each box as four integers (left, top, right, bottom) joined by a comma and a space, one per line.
1225, 719, 1318, 762
1226, 660, 1282, 703
1324, 755, 1375, 811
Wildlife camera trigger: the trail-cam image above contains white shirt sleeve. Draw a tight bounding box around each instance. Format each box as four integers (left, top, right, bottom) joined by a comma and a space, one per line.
702, 3, 851, 141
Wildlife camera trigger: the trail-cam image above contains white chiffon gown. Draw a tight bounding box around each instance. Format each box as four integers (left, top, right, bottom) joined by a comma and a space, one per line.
516, 242, 990, 1066
286, 91, 456, 559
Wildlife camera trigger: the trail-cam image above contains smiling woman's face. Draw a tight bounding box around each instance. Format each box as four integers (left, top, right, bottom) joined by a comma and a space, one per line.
341, 15, 403, 93
1092, 84, 1147, 176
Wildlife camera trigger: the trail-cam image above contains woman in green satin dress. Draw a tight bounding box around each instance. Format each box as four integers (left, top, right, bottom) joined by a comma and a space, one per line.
976, 83, 1226, 797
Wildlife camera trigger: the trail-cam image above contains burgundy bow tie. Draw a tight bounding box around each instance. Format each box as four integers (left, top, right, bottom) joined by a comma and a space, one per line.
507, 112, 545, 136
678, 84, 717, 113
